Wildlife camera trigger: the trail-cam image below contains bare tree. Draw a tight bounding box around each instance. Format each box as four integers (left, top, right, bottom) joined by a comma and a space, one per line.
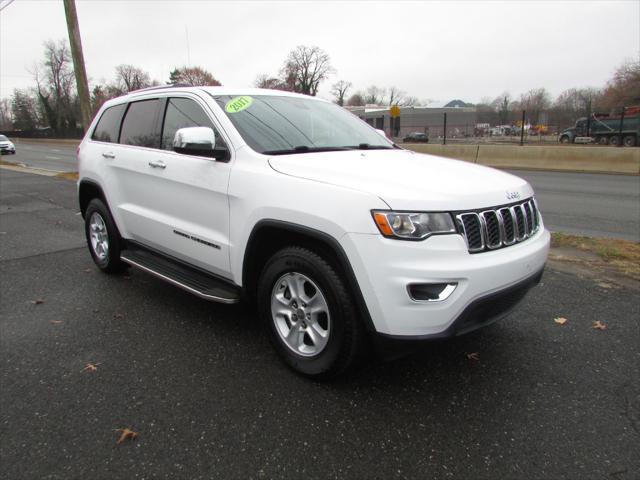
519, 88, 552, 124
115, 64, 152, 92
363, 85, 386, 105
491, 92, 512, 125
0, 98, 12, 129
346, 92, 365, 106
281, 45, 333, 96
32, 40, 77, 133
401, 96, 419, 107
387, 86, 405, 106
254, 74, 292, 91
600, 58, 640, 110
331, 80, 352, 106
169, 66, 222, 86
11, 89, 41, 130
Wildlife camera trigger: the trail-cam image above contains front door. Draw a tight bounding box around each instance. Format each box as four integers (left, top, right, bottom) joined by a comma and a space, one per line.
111, 95, 232, 278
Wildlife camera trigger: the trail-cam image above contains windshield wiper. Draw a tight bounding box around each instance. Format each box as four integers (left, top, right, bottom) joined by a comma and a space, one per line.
263, 146, 353, 155
345, 144, 394, 150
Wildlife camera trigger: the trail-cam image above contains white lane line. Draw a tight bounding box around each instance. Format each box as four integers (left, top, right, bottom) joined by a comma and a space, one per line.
45, 156, 61, 160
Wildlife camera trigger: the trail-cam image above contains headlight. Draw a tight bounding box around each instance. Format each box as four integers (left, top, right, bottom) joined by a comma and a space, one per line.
372, 210, 456, 240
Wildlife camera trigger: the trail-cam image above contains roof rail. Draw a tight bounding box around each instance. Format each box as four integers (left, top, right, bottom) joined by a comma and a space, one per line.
129, 83, 193, 94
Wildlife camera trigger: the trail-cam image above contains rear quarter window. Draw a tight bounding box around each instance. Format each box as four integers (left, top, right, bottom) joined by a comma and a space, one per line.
91, 104, 126, 143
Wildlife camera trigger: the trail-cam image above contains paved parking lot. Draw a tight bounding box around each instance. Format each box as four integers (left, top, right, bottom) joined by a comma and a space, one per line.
0, 168, 639, 479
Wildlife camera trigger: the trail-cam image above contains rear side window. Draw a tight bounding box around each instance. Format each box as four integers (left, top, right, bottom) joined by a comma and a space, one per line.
91, 104, 126, 143
161, 98, 224, 150
120, 99, 161, 148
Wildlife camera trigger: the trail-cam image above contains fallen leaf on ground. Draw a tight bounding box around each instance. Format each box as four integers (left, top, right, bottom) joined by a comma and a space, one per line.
554, 317, 568, 325
84, 268, 91, 273
31, 298, 45, 305
115, 427, 139, 444
466, 352, 480, 361
597, 282, 614, 289
81, 363, 100, 372
592, 320, 607, 330
113, 312, 124, 320
50, 320, 63, 325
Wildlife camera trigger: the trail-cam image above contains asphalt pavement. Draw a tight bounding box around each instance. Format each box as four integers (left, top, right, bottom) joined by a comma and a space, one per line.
0, 169, 638, 479
5, 139, 640, 240
508, 169, 640, 241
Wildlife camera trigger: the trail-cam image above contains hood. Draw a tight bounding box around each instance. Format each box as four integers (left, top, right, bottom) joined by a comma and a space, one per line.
268, 149, 533, 211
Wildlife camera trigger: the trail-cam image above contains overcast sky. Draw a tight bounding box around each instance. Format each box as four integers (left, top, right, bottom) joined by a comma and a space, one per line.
1, 0, 638, 104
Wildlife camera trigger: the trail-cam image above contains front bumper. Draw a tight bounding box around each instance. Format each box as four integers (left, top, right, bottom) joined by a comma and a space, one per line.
342, 226, 550, 337
0, 145, 15, 154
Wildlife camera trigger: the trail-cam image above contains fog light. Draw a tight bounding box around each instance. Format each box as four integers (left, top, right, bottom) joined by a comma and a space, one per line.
408, 283, 457, 302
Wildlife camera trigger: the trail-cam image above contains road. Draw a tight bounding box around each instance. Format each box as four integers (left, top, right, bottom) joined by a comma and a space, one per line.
507, 169, 639, 241
0, 169, 639, 479
4, 139, 640, 240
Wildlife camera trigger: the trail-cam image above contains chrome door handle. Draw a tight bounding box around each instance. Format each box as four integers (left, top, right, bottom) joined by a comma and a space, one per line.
148, 160, 166, 169
102, 152, 115, 159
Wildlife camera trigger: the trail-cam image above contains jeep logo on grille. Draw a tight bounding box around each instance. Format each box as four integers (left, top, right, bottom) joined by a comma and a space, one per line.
506, 191, 521, 200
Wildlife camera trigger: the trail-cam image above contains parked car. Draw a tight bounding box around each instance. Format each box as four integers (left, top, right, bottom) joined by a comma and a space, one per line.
78, 86, 549, 378
0, 135, 16, 154
403, 132, 429, 143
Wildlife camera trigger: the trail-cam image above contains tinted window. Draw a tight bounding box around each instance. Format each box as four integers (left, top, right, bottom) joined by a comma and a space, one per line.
120, 99, 161, 148
91, 104, 126, 143
161, 98, 224, 150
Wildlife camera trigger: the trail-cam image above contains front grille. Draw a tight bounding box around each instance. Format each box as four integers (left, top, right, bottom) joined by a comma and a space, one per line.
456, 198, 540, 253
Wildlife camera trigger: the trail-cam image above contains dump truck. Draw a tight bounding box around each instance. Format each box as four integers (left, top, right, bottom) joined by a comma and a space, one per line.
558, 106, 639, 146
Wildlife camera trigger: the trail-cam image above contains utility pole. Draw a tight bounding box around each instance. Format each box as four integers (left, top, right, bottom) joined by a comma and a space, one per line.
63, 0, 91, 131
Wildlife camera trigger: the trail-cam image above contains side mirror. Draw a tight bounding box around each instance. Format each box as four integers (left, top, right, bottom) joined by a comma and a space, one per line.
173, 127, 228, 160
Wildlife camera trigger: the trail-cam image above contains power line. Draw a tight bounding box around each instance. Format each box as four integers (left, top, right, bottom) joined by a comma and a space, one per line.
0, 0, 16, 12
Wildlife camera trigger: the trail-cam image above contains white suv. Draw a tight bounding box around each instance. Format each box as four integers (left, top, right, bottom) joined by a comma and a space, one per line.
78, 86, 549, 378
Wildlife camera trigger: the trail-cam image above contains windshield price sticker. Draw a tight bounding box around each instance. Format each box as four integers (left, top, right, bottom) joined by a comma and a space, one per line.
225, 96, 253, 113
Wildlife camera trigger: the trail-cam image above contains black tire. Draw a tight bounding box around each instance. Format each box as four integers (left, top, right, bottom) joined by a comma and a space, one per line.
609, 135, 620, 146
623, 135, 637, 147
597, 136, 608, 145
257, 246, 365, 379
84, 198, 127, 273
560, 135, 571, 144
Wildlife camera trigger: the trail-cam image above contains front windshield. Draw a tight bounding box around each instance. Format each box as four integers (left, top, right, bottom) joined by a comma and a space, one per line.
0, 135, 8, 141
211, 94, 394, 155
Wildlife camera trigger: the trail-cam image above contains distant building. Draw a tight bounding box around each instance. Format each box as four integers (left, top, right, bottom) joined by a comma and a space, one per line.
347, 104, 477, 139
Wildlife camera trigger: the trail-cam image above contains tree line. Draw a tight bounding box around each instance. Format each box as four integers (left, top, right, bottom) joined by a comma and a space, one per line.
0, 40, 638, 136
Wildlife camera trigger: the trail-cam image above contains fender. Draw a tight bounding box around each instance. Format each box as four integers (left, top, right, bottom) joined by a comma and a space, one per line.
242, 219, 376, 332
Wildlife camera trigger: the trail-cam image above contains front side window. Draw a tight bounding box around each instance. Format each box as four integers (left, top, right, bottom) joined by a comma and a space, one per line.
120, 99, 161, 148
211, 95, 394, 155
161, 98, 225, 150
92, 104, 126, 143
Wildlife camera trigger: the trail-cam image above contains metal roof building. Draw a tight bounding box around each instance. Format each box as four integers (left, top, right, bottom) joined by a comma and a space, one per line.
347, 105, 477, 139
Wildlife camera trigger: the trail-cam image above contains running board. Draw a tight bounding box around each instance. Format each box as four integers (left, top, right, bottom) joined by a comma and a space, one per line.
120, 244, 240, 304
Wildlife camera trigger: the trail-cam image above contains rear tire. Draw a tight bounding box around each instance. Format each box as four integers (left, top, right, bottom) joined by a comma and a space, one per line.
609, 135, 620, 146
597, 136, 608, 145
257, 246, 365, 379
623, 135, 636, 147
84, 198, 127, 273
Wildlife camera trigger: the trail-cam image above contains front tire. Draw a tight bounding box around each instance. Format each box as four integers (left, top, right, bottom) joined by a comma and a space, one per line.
84, 198, 127, 273
257, 246, 365, 378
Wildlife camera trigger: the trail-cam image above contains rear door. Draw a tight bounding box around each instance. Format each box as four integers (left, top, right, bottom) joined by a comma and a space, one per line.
113, 94, 232, 278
